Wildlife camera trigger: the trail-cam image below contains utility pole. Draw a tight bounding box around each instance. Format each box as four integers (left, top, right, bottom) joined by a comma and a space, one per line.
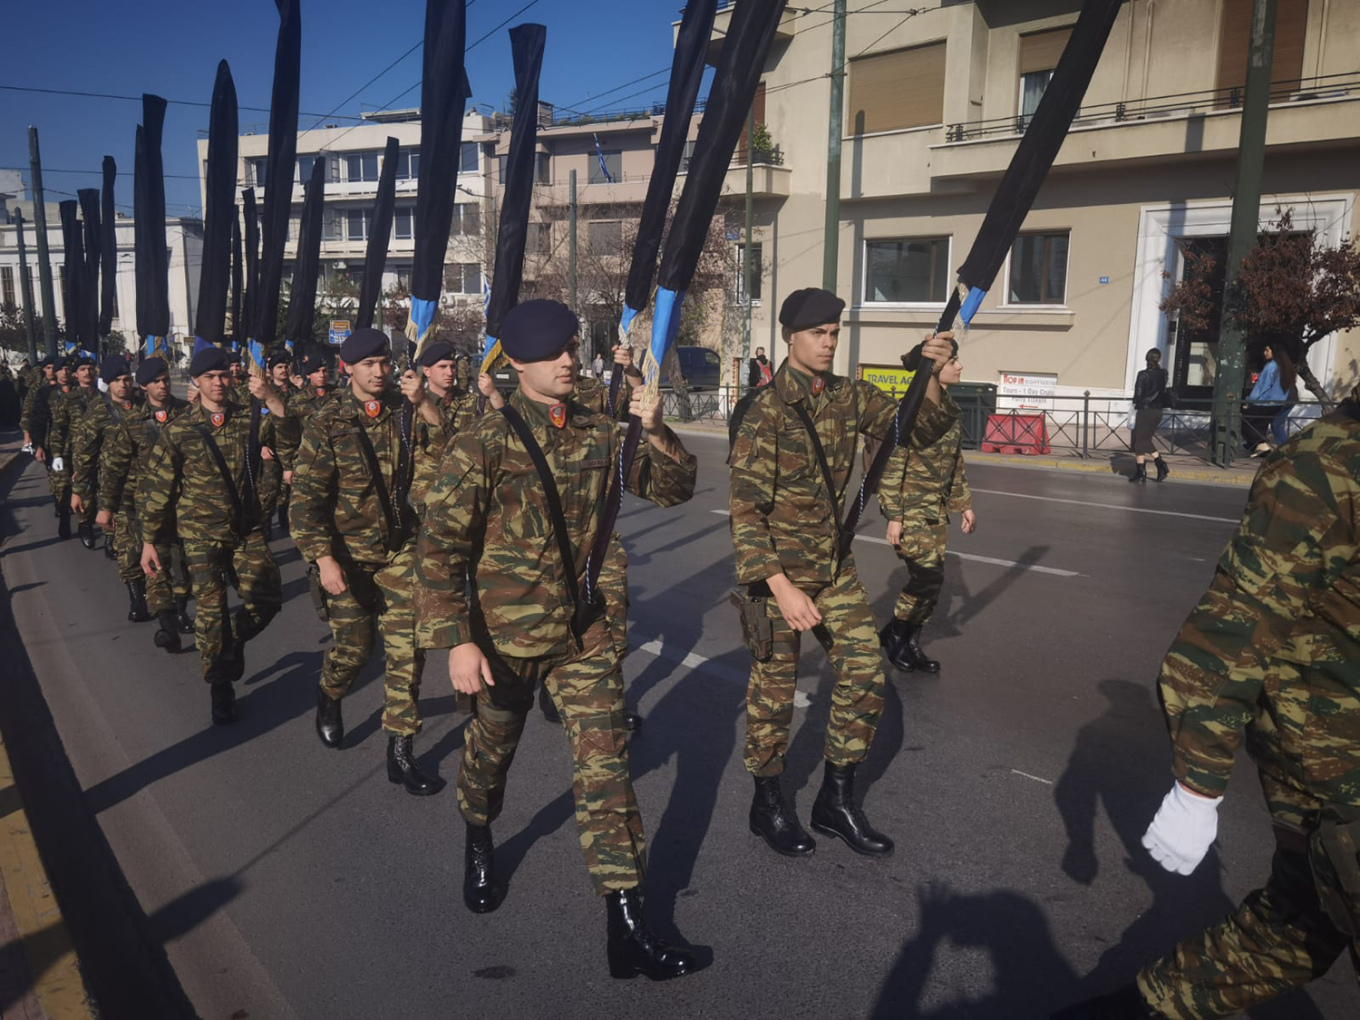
743, 104, 755, 365
1210, 0, 1276, 466
28, 127, 59, 357
568, 168, 578, 312
822, 0, 847, 292
13, 210, 38, 361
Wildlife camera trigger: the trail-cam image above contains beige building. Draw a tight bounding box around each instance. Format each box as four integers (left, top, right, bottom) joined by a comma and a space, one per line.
734, 0, 1360, 405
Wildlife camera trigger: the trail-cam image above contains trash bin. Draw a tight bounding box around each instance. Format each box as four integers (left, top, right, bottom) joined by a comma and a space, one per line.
950, 383, 997, 450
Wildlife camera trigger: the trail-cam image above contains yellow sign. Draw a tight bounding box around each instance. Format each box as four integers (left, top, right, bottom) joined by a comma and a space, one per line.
858, 363, 916, 397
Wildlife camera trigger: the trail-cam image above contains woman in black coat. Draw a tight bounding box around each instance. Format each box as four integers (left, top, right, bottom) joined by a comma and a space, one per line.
1129, 348, 1170, 483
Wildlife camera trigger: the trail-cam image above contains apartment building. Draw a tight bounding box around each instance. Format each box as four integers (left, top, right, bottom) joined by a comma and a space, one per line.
733, 0, 1360, 403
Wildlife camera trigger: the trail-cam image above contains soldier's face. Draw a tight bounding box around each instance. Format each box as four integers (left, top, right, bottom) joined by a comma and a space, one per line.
229, 364, 243, 382
196, 369, 230, 405
76, 365, 96, 386
423, 359, 454, 395
511, 339, 579, 401
348, 356, 391, 399
940, 356, 963, 386
43, 366, 54, 381
307, 368, 327, 390
144, 375, 170, 404
108, 376, 133, 401
56, 367, 71, 385
271, 364, 290, 387
786, 323, 839, 374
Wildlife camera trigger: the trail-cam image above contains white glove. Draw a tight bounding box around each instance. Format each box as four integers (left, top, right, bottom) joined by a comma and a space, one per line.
97, 378, 109, 393
1142, 782, 1223, 875
21, 442, 33, 454
50, 456, 65, 472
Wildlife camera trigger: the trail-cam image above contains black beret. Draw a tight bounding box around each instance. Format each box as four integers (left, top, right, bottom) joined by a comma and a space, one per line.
72, 354, 96, 369
190, 346, 230, 377
136, 357, 169, 385
99, 354, 131, 384
779, 288, 845, 332
339, 327, 389, 364
225, 350, 242, 365
300, 350, 327, 375
55, 357, 73, 371
39, 355, 55, 368
418, 341, 456, 368
267, 350, 292, 370
500, 299, 579, 362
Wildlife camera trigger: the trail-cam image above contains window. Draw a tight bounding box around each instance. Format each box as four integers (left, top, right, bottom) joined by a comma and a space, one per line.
682, 139, 696, 173
395, 206, 414, 240
1217, 0, 1309, 104
460, 142, 479, 174
589, 220, 622, 256
535, 152, 552, 185
735, 243, 762, 303
452, 203, 480, 235
1, 266, 14, 306
527, 222, 552, 255
444, 263, 481, 294
391, 263, 413, 290
347, 208, 369, 241
297, 154, 319, 183
498, 155, 508, 184
589, 150, 622, 185
250, 157, 269, 187
346, 151, 379, 183
395, 149, 419, 180
1008, 232, 1069, 304
864, 238, 950, 304
1017, 28, 1072, 125
321, 208, 340, 241
848, 41, 946, 134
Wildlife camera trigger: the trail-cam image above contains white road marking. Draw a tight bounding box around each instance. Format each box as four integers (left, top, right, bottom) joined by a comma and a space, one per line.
970, 488, 1241, 524
709, 510, 1080, 577
632, 640, 811, 707
1010, 769, 1054, 785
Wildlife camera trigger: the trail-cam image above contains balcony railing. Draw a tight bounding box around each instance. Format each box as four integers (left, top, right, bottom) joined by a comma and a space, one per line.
944, 70, 1360, 144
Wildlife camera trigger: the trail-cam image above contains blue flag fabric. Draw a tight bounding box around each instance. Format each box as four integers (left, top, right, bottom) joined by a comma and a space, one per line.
593, 133, 614, 184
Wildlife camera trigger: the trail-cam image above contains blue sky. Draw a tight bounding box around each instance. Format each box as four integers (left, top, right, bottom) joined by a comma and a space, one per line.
1, 0, 700, 215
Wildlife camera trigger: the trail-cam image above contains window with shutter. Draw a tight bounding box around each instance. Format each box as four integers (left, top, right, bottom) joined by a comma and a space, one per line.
848, 41, 946, 134
1216, 0, 1310, 105
1017, 27, 1073, 124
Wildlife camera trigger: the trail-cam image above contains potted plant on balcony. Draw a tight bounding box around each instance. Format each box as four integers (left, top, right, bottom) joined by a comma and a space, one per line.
749, 122, 777, 165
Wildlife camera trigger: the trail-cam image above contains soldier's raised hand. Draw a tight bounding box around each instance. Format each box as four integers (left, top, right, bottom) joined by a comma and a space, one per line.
449, 641, 495, 695
631, 389, 663, 434
400, 369, 425, 406
141, 542, 162, 576
247, 373, 269, 400
477, 373, 505, 409
922, 331, 955, 371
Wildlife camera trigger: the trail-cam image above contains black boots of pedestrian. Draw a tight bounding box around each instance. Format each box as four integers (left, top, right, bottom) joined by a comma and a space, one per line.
1129, 461, 1147, 483
125, 579, 152, 623
749, 775, 815, 857
1050, 984, 1162, 1019
463, 822, 501, 913
316, 689, 344, 749
900, 623, 939, 673
103, 533, 116, 560
57, 505, 71, 539
210, 681, 237, 725
879, 618, 915, 673
175, 597, 195, 635
153, 610, 182, 653
605, 887, 698, 981
386, 735, 443, 795
1153, 457, 1169, 483
78, 520, 96, 550
810, 762, 894, 857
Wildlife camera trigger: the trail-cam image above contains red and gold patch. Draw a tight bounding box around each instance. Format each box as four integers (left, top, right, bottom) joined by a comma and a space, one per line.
316, 387, 327, 397
364, 399, 382, 419
548, 403, 567, 429
811, 375, 826, 397
121, 400, 133, 410
154, 410, 168, 423
210, 412, 226, 428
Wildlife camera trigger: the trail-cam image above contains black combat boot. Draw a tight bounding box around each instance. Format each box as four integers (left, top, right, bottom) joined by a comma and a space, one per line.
57, 505, 71, 539
749, 775, 815, 857
623, 710, 643, 732
315, 689, 344, 749
175, 597, 195, 634
103, 533, 116, 560
153, 610, 182, 653
209, 680, 237, 725
125, 579, 152, 623
386, 735, 443, 795
879, 618, 915, 673
463, 823, 502, 914
276, 504, 289, 537
605, 887, 698, 981
1153, 457, 1169, 483
901, 623, 940, 673
810, 762, 894, 857
1050, 984, 1162, 1019
79, 519, 96, 550
1128, 461, 1147, 483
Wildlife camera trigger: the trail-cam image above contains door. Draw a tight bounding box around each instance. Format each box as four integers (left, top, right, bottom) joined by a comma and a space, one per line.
1165, 236, 1227, 402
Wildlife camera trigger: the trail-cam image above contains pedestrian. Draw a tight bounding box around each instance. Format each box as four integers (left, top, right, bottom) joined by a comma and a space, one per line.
1129, 348, 1170, 483
415, 299, 702, 979
286, 328, 447, 794
0, 361, 18, 426
728, 286, 952, 860
592, 351, 605, 378
747, 345, 772, 389
878, 342, 977, 675
50, 354, 101, 545
1053, 382, 1360, 1020
1242, 343, 1295, 457
138, 345, 282, 725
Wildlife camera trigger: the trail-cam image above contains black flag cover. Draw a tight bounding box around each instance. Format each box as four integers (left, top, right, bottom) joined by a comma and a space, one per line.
99, 156, 117, 336
284, 159, 327, 348
231, 208, 243, 347
242, 188, 260, 353
193, 60, 239, 352
407, 0, 469, 356
58, 200, 85, 354
357, 136, 400, 331
135, 96, 171, 357
480, 22, 547, 372
77, 188, 101, 355
253, 0, 302, 348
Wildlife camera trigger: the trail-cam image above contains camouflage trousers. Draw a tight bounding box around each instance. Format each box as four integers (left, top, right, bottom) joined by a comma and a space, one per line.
143, 534, 192, 614
459, 618, 646, 895
113, 512, 142, 584
184, 530, 281, 683
318, 544, 425, 737
744, 564, 886, 777
1138, 772, 1360, 1018
47, 464, 70, 509
891, 518, 949, 624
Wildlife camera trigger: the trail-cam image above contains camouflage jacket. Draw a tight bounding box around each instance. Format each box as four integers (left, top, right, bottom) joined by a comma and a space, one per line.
71, 392, 143, 503
103, 396, 191, 516
138, 400, 273, 546
878, 390, 972, 522
290, 389, 446, 566
280, 385, 337, 470
415, 389, 697, 657
49, 386, 97, 460
728, 361, 903, 588
21, 381, 59, 444
573, 375, 630, 421
411, 388, 476, 511
1158, 404, 1360, 805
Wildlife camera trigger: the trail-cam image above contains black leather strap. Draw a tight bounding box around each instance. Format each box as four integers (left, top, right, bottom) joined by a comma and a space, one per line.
790, 400, 845, 566
351, 419, 403, 553
192, 422, 245, 537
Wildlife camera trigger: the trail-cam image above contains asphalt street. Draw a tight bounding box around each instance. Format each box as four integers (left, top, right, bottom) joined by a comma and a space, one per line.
0, 428, 1353, 1020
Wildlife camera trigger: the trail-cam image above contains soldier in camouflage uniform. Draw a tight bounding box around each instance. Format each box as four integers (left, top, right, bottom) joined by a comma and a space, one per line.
878, 344, 977, 674
286, 328, 447, 795
416, 300, 702, 980
103, 357, 194, 651
729, 286, 953, 860
139, 346, 281, 725
50, 355, 100, 548
1054, 388, 1360, 1020
27, 358, 71, 532
20, 357, 56, 452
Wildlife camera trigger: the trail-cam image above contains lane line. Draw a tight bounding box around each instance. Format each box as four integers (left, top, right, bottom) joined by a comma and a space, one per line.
708, 510, 1080, 577
1010, 769, 1054, 786
970, 487, 1242, 524
632, 639, 815, 705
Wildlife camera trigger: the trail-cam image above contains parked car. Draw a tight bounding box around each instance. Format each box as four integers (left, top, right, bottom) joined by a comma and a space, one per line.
659, 345, 722, 391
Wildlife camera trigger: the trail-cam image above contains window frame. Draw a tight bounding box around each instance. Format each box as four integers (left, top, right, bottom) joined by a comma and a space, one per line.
0, 266, 15, 307
460, 142, 479, 174
1003, 230, 1072, 308
860, 236, 952, 308
734, 242, 763, 305
394, 205, 414, 241
588, 149, 623, 185
588, 219, 622, 256
346, 208, 369, 242
346, 151, 380, 183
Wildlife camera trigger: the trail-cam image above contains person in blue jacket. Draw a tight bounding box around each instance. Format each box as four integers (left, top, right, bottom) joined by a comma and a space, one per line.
1243, 344, 1296, 456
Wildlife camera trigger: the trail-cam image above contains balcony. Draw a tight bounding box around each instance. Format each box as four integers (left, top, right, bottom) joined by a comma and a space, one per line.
676, 146, 791, 200
695, 2, 799, 65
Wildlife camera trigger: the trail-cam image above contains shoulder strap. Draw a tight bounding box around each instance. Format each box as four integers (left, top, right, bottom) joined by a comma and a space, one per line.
727, 388, 762, 451
499, 404, 583, 636
100, 391, 124, 424
351, 419, 404, 553
790, 401, 845, 565
191, 423, 245, 537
